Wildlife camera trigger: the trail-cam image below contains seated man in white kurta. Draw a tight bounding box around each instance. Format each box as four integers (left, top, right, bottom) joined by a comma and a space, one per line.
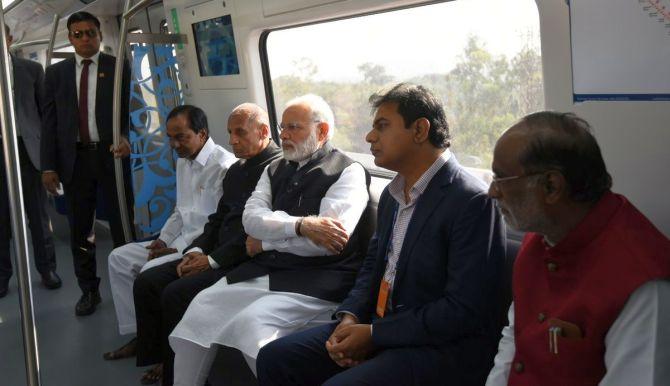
104, 105, 235, 360
168, 94, 370, 386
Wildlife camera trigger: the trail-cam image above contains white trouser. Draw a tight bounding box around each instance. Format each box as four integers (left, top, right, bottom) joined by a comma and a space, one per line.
172, 340, 258, 386
172, 340, 217, 386
170, 276, 337, 385
108, 238, 184, 335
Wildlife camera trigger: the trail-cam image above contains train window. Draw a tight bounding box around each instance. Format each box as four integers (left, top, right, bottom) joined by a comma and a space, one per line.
263, 0, 543, 179
50, 44, 75, 64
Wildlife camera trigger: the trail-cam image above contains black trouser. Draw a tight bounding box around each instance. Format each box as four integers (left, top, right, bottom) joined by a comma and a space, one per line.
0, 138, 56, 280
133, 259, 228, 386
64, 144, 134, 293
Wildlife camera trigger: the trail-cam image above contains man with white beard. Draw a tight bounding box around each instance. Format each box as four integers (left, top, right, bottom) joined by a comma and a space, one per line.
167, 94, 370, 385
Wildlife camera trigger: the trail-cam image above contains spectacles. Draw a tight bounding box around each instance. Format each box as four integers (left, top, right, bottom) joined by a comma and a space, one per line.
489, 172, 546, 192
278, 120, 321, 132
70, 29, 98, 39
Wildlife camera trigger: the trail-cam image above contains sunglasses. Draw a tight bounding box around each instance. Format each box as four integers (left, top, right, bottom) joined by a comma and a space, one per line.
70, 29, 99, 39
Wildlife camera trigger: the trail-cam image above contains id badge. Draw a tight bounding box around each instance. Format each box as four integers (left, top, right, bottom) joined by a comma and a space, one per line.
376, 280, 390, 318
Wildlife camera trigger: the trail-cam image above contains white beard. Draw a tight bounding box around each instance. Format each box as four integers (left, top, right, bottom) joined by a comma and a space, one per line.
282, 129, 319, 162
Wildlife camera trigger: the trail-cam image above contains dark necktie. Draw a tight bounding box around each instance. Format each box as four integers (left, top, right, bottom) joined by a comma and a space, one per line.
79, 59, 92, 144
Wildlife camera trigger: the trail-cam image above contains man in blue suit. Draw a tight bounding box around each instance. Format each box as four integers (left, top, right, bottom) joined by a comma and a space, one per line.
256, 83, 506, 386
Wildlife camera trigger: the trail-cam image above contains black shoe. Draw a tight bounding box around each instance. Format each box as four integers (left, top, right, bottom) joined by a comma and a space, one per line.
0, 278, 8, 298
40, 271, 62, 290
75, 290, 101, 316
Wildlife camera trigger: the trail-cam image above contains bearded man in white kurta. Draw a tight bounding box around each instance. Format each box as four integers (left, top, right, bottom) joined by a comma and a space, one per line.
168, 94, 370, 385
104, 105, 235, 360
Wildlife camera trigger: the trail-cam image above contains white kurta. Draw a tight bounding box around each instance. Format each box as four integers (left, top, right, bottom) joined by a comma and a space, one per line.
485, 280, 670, 386
108, 138, 235, 335
169, 160, 369, 385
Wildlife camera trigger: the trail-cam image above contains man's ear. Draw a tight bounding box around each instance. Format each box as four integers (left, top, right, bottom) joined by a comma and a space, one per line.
317, 122, 330, 143
259, 123, 270, 140
543, 171, 566, 204
413, 118, 431, 144
199, 128, 209, 141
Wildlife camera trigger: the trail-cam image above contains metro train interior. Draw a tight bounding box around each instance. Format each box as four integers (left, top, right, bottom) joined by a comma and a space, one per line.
0, 0, 668, 385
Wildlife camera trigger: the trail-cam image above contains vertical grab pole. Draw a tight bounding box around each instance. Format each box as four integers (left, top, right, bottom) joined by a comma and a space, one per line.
45, 13, 59, 66
112, 0, 134, 243
0, 7, 41, 386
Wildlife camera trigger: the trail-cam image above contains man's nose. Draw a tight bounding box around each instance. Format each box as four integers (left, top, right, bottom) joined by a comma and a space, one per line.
365, 130, 375, 143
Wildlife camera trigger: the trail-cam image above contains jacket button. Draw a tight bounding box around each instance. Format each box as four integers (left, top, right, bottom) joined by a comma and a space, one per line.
513, 361, 524, 373
547, 262, 558, 272
538, 313, 546, 322
293, 181, 298, 186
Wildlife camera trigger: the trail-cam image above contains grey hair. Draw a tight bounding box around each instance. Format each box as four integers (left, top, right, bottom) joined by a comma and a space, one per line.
285, 94, 335, 139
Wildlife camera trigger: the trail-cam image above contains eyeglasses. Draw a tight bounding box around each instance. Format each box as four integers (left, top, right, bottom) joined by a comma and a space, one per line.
278, 120, 321, 132
489, 172, 546, 192
70, 29, 98, 39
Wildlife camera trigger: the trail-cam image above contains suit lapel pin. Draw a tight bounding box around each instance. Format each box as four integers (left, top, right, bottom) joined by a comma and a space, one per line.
99, 72, 105, 78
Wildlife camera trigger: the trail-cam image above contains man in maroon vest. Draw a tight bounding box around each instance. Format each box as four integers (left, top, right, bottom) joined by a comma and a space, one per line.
486, 111, 670, 386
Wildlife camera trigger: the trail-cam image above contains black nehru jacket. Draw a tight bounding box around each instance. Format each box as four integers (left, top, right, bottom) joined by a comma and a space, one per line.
184, 142, 283, 269
226, 142, 371, 302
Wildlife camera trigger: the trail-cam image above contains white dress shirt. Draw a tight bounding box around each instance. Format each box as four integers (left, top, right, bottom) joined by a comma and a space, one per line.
74, 51, 100, 142
158, 138, 236, 249
485, 280, 670, 386
242, 160, 368, 257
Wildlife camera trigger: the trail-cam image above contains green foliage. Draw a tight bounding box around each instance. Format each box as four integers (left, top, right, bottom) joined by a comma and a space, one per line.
271, 36, 544, 168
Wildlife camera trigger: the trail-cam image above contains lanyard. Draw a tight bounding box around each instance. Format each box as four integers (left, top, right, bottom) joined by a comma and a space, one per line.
384, 203, 400, 263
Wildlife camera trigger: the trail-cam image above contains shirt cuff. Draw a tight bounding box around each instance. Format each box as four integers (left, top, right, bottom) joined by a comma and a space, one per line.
185, 247, 203, 255
207, 255, 220, 269
261, 240, 274, 252
285, 217, 300, 237
158, 232, 177, 247
335, 311, 359, 322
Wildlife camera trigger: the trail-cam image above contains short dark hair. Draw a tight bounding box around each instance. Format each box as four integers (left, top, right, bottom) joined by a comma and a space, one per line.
369, 83, 450, 148
518, 111, 612, 203
167, 105, 209, 135
67, 12, 101, 31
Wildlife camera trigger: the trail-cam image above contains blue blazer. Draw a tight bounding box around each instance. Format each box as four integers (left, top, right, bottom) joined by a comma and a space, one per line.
40, 52, 130, 184
338, 156, 506, 383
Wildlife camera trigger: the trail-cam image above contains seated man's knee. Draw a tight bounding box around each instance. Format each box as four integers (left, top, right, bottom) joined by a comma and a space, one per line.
108, 248, 125, 270
160, 281, 179, 309
257, 338, 299, 382
258, 337, 289, 364
133, 270, 153, 298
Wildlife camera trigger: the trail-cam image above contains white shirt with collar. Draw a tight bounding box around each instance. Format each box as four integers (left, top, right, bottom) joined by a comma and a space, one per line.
74, 51, 101, 142
242, 149, 369, 257
485, 280, 670, 386
158, 137, 236, 252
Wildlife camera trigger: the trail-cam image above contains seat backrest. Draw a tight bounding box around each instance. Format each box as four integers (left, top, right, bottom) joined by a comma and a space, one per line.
356, 177, 385, 256
497, 236, 521, 328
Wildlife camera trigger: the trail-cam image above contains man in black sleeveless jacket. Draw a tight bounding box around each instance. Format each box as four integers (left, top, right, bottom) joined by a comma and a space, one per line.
116, 103, 281, 385
168, 94, 370, 385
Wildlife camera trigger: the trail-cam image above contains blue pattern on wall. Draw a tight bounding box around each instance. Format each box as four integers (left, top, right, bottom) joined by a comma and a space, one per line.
129, 44, 184, 236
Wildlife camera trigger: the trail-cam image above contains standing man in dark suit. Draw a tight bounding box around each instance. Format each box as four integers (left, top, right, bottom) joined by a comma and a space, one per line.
41, 12, 133, 316
257, 83, 507, 386
0, 25, 60, 298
